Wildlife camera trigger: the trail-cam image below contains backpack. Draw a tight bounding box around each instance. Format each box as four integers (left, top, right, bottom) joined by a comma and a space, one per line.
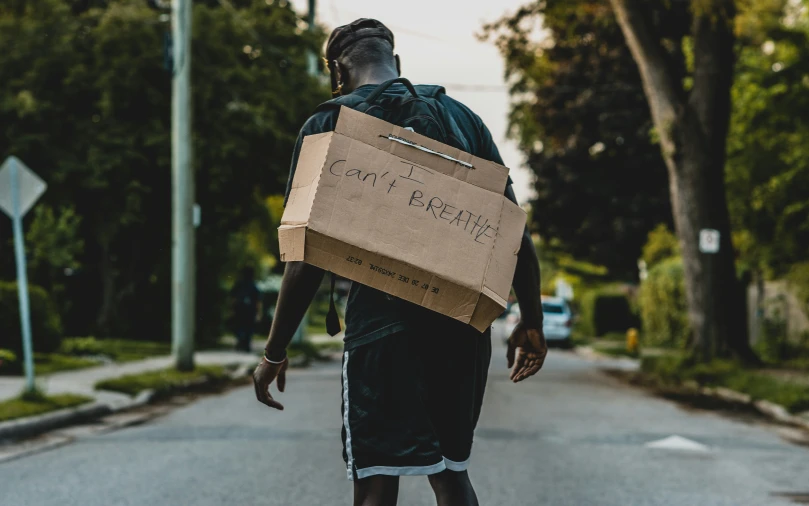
318, 78, 468, 336
315, 77, 470, 152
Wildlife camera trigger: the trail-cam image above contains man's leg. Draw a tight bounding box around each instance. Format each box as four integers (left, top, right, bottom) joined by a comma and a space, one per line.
353, 475, 400, 506
428, 470, 479, 506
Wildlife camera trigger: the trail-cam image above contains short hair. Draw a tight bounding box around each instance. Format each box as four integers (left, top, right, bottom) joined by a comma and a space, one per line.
337, 37, 396, 72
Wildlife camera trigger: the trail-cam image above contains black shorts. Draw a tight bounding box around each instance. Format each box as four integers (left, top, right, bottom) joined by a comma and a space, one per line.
340, 324, 492, 481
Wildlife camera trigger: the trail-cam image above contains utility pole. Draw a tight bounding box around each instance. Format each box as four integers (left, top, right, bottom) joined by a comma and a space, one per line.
172, 0, 195, 371
307, 0, 317, 76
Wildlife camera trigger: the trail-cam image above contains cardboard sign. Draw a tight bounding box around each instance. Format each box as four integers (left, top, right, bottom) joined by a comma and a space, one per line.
279, 107, 526, 332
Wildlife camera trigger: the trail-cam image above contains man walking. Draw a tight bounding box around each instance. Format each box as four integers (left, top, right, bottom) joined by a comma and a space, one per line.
254, 19, 547, 506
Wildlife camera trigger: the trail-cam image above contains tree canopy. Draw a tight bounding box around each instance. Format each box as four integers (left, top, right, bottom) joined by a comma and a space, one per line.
481, 0, 672, 279
0, 0, 329, 341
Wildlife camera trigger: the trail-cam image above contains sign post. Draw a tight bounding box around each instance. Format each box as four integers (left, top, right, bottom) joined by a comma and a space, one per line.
0, 156, 47, 393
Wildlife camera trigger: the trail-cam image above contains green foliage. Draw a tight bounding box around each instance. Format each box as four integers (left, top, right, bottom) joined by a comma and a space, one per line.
593, 293, 635, 336
95, 365, 228, 397
638, 258, 690, 348
58, 337, 103, 356
32, 353, 99, 375
726, 0, 809, 276
577, 286, 635, 337
480, 0, 672, 277
0, 348, 18, 375
0, 0, 329, 341
59, 337, 170, 362
26, 205, 84, 272
0, 281, 63, 354
640, 355, 809, 413
642, 224, 680, 268
788, 262, 809, 312
0, 349, 17, 363
0, 393, 92, 422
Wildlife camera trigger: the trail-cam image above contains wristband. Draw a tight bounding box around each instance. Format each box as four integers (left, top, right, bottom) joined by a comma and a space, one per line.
263, 349, 287, 364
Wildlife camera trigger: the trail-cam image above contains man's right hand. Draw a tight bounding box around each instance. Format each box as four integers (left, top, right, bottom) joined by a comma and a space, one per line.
506, 322, 547, 383
253, 357, 288, 410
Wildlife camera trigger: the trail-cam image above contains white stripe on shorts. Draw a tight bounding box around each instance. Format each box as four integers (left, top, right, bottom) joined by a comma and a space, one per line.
342, 351, 356, 480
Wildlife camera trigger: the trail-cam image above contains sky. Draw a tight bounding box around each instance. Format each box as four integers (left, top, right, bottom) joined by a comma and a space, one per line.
288, 0, 537, 203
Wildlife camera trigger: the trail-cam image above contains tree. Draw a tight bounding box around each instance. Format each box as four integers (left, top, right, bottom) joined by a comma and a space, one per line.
0, 0, 328, 342
481, 0, 672, 279
727, 0, 809, 277
607, 0, 758, 362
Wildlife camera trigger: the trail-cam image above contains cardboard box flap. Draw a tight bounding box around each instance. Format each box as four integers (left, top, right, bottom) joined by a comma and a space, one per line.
283, 132, 333, 225
278, 224, 307, 262
481, 199, 526, 301
334, 107, 509, 194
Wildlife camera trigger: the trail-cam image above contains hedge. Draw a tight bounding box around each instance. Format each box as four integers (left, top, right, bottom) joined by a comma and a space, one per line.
0, 281, 63, 354
577, 287, 636, 337
638, 257, 689, 348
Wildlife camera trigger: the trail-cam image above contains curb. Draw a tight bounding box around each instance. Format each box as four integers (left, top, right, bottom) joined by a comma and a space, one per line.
0, 402, 112, 442
0, 360, 259, 443
577, 346, 809, 433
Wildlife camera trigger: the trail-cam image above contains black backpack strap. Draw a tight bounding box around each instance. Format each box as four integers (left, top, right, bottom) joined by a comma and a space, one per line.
325, 272, 342, 337
414, 84, 446, 99
364, 78, 419, 104
314, 93, 365, 114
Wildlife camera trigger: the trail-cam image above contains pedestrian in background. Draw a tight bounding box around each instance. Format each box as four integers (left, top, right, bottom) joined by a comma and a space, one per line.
230, 266, 262, 353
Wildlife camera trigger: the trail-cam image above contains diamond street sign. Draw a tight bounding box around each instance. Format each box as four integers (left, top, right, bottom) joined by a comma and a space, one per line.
0, 156, 47, 219
0, 155, 47, 393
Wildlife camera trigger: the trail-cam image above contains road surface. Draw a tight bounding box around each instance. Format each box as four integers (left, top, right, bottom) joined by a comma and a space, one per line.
3, 337, 808, 505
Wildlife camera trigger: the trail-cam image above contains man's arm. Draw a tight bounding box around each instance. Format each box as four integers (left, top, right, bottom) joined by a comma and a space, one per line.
503, 180, 547, 383
263, 261, 325, 360
254, 111, 336, 410
506, 184, 542, 329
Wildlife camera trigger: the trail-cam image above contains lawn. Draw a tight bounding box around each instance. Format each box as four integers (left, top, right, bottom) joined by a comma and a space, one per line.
0, 392, 93, 423
0, 353, 100, 377
34, 354, 101, 374
95, 365, 229, 397
59, 338, 171, 363
639, 356, 809, 414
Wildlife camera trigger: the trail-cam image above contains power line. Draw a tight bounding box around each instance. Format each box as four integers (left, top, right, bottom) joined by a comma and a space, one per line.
443, 83, 508, 92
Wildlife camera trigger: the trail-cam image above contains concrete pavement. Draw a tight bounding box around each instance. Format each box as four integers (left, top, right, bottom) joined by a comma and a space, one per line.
2, 340, 808, 505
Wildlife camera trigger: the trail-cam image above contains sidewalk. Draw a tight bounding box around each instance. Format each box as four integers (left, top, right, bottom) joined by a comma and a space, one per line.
0, 350, 259, 407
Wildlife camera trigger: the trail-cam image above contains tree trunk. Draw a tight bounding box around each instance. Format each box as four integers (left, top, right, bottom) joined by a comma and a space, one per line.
609, 0, 758, 363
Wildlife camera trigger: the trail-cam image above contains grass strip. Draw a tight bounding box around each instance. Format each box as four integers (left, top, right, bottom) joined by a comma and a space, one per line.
95, 365, 228, 397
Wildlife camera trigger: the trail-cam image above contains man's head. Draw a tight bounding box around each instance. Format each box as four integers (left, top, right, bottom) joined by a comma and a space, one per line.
325, 19, 399, 95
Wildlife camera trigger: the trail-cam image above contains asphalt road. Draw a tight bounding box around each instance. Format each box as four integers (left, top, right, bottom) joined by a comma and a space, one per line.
4, 334, 809, 506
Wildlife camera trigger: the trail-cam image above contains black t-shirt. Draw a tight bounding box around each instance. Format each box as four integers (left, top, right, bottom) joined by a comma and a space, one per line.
284, 83, 514, 349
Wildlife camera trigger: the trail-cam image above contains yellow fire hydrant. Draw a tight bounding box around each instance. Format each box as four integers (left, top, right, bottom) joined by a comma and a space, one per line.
626, 328, 639, 356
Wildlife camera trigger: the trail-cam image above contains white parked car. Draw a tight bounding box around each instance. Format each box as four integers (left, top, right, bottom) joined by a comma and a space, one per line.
502, 297, 574, 348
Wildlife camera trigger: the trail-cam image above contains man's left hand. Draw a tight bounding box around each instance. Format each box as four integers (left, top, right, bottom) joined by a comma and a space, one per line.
506, 322, 548, 383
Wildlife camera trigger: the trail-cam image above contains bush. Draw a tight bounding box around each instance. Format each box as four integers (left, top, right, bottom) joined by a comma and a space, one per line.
639, 258, 690, 348
59, 337, 104, 356
594, 295, 635, 335
577, 288, 636, 337
0, 349, 19, 375
0, 281, 63, 354
788, 262, 809, 314
642, 224, 680, 269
